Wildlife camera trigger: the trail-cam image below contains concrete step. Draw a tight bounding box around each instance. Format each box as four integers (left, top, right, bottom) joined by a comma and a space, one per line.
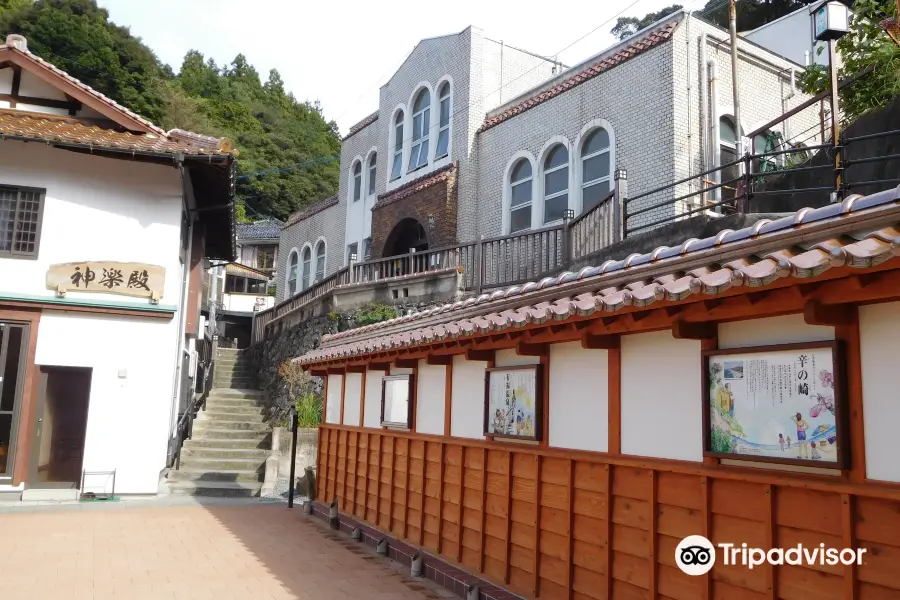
182, 437, 271, 450
165, 480, 262, 498
207, 389, 264, 399
213, 379, 257, 389
214, 369, 256, 379
181, 446, 270, 459
190, 427, 271, 440
193, 419, 268, 432
199, 406, 265, 418
168, 469, 264, 484
177, 455, 265, 472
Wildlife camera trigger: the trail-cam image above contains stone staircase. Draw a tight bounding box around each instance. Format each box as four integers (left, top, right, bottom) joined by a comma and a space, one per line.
165, 348, 270, 497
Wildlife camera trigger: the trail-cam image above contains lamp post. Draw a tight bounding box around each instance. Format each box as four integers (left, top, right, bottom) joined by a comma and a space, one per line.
812, 0, 852, 200
287, 405, 298, 508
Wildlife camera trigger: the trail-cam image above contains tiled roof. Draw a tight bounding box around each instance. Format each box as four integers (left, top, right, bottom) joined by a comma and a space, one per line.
236, 218, 284, 240
2, 38, 165, 135
0, 109, 230, 155
298, 186, 900, 365
285, 195, 339, 227
343, 112, 379, 141
477, 20, 679, 134
375, 162, 457, 208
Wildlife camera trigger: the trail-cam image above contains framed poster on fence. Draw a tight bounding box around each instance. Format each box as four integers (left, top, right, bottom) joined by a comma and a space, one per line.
702, 341, 847, 468
381, 374, 415, 429
484, 365, 543, 442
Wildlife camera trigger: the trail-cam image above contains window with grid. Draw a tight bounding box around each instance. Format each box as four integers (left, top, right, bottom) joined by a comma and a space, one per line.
256, 245, 276, 270
391, 111, 404, 181
314, 241, 326, 282
408, 88, 430, 172
581, 128, 611, 213
0, 186, 44, 258
435, 82, 451, 159
543, 145, 568, 224
368, 153, 377, 195
353, 161, 362, 202
509, 158, 533, 233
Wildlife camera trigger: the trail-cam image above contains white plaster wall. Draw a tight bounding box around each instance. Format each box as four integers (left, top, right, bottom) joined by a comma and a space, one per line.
416, 360, 446, 435
859, 302, 900, 483
549, 342, 608, 452
494, 349, 540, 367
325, 374, 343, 424
450, 355, 486, 439
718, 313, 834, 349
363, 370, 385, 428
744, 9, 827, 67
621, 331, 702, 462
0, 70, 105, 119
34, 312, 178, 494
343, 373, 363, 427
0, 142, 183, 307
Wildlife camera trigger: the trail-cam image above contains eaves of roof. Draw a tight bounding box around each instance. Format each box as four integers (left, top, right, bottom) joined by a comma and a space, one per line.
298, 186, 900, 365
284, 195, 339, 227
375, 162, 457, 208
343, 112, 379, 141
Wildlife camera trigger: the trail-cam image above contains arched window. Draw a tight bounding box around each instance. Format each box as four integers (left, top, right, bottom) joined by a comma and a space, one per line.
581, 128, 611, 213
352, 161, 362, 202
391, 110, 403, 181
720, 116, 740, 199
509, 158, 533, 233
543, 144, 568, 224
287, 250, 298, 296
368, 152, 377, 195
301, 246, 312, 290
435, 82, 450, 159
408, 88, 430, 171
315, 240, 326, 282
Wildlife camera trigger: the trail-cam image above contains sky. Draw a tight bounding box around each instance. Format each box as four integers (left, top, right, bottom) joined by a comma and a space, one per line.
97, 0, 705, 134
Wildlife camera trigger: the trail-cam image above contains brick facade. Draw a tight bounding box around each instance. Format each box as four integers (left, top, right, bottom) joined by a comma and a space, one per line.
371, 164, 458, 257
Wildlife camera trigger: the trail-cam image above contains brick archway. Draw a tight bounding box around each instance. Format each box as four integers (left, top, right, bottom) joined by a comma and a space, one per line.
383, 217, 429, 257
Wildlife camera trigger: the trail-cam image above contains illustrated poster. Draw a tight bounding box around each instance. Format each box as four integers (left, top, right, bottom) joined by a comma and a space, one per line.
486, 369, 538, 439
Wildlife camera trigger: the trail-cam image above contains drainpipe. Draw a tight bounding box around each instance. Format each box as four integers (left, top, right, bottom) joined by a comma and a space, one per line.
783, 68, 796, 149
708, 59, 721, 202
729, 0, 742, 151
699, 33, 708, 174
685, 11, 694, 194
167, 159, 195, 449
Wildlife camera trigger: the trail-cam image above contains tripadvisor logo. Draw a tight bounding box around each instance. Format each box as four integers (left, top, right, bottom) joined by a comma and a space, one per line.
675, 535, 867, 575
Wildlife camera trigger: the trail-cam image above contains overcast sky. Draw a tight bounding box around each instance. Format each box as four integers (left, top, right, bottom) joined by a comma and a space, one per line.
97, 0, 703, 134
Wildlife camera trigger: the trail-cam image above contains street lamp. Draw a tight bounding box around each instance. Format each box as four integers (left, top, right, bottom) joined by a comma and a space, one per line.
811, 0, 853, 200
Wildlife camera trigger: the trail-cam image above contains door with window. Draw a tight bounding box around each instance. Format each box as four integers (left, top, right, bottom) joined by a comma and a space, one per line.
0, 322, 29, 481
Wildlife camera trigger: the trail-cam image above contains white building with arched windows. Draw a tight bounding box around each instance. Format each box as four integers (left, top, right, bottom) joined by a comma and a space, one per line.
276, 10, 820, 302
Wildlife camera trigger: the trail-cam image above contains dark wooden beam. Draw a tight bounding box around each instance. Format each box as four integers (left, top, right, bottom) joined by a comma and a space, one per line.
394, 358, 419, 369
672, 320, 717, 340
515, 342, 548, 357
581, 333, 620, 350
9, 65, 21, 109
345, 365, 367, 373
466, 349, 494, 362
310, 369, 327, 377
804, 301, 852, 326
0, 92, 79, 111
369, 362, 391, 372
425, 354, 453, 366
325, 367, 345, 375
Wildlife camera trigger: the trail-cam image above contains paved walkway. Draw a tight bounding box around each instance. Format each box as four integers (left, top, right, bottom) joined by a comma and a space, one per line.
0, 500, 451, 600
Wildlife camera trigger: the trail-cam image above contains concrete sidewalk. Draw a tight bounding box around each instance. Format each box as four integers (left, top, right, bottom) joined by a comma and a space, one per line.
0, 500, 453, 599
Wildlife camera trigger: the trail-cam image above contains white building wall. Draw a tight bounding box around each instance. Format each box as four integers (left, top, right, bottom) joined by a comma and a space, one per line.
415, 360, 446, 435
744, 8, 828, 67
0, 142, 183, 306
325, 374, 343, 424
341, 119, 380, 263
718, 313, 834, 348
343, 372, 363, 426
859, 302, 900, 483
548, 342, 608, 453
0, 69, 106, 119
621, 331, 702, 462
493, 348, 540, 367
33, 312, 177, 494
450, 355, 486, 439
363, 370, 386, 428
275, 199, 345, 302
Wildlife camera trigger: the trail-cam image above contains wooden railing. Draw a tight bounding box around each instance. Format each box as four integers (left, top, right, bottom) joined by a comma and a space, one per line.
570, 191, 617, 261
317, 424, 900, 600
351, 243, 477, 287
478, 225, 566, 291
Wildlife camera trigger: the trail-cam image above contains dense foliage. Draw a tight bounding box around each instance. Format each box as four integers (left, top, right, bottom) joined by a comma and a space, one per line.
0, 0, 341, 221
612, 5, 683, 40
798, 0, 900, 123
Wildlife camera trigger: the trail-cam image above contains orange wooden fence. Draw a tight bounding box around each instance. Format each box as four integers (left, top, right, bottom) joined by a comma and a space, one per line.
317, 425, 900, 600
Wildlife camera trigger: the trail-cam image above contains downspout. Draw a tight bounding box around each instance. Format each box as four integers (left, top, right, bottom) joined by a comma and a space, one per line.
167, 159, 195, 449
783, 68, 796, 145
708, 59, 721, 202
685, 11, 694, 195
699, 33, 708, 175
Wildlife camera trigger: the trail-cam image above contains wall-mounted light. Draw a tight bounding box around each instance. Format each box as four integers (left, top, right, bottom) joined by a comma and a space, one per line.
349, 253, 358, 262
563, 209, 575, 220
427, 214, 436, 230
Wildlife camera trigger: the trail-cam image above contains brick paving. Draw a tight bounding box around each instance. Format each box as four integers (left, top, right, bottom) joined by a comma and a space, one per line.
0, 502, 452, 600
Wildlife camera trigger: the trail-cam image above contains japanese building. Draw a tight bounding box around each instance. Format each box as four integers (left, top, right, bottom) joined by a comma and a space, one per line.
297, 186, 900, 600
0, 35, 235, 500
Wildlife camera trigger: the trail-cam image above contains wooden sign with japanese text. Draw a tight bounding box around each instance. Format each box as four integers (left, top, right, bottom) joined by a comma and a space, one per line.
46, 262, 165, 299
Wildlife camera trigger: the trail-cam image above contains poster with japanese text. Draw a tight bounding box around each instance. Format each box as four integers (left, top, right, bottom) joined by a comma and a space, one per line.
706, 345, 839, 464
485, 367, 540, 441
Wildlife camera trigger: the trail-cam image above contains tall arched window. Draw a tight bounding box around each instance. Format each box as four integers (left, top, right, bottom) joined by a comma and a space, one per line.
543, 144, 568, 224
352, 161, 362, 202
435, 82, 451, 159
408, 88, 430, 171
287, 250, 298, 296
391, 110, 403, 181
368, 153, 377, 195
301, 246, 312, 290
581, 128, 611, 213
509, 158, 533, 233
315, 241, 326, 282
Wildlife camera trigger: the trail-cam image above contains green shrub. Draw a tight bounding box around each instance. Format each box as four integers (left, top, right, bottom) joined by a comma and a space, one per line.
294, 392, 322, 428
354, 302, 396, 327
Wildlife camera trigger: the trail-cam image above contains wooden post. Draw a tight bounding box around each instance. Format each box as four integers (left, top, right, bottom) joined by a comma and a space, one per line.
504, 451, 514, 584
608, 347, 622, 454
375, 435, 383, 527
603, 465, 613, 600
614, 169, 627, 242
388, 437, 396, 533
532, 454, 543, 598
648, 470, 657, 600
474, 235, 484, 295
478, 448, 488, 573
841, 493, 858, 600
701, 476, 712, 600
437, 442, 446, 554
566, 459, 575, 600
765, 484, 776, 600
403, 439, 412, 539
444, 361, 453, 436
418, 441, 426, 546
361, 432, 370, 521
457, 446, 466, 563
561, 210, 573, 271
836, 310, 866, 484
409, 247, 417, 276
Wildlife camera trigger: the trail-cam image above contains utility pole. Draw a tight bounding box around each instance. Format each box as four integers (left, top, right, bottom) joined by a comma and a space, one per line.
729, 0, 742, 151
